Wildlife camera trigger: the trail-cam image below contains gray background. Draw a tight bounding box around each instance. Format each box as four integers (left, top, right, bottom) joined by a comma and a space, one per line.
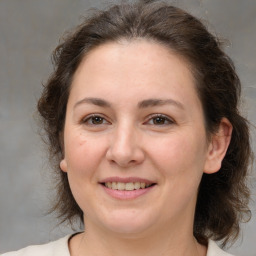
0, 0, 255, 255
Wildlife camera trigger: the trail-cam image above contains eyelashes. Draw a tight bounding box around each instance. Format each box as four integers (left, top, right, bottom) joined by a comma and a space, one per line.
81, 113, 175, 127
82, 114, 110, 125
145, 114, 174, 126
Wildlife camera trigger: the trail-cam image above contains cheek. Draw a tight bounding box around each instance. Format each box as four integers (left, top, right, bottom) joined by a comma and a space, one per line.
151, 135, 204, 166
64, 131, 110, 178
65, 134, 87, 167
147, 132, 207, 188
64, 135, 101, 204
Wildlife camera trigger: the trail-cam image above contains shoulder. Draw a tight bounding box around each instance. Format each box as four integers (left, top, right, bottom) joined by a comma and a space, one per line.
1, 235, 71, 256
207, 240, 235, 256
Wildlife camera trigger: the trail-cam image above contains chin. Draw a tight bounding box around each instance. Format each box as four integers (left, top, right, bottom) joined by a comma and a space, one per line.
98, 210, 157, 236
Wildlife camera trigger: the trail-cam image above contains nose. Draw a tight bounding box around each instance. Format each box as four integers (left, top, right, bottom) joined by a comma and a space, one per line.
106, 124, 145, 168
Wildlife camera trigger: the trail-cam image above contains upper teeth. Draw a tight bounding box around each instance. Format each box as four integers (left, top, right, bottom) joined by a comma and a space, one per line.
104, 182, 151, 190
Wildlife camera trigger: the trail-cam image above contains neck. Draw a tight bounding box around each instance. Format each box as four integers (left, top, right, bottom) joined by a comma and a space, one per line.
69, 220, 207, 256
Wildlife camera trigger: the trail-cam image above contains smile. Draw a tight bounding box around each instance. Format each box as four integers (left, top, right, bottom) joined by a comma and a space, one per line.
100, 177, 157, 199
104, 182, 153, 191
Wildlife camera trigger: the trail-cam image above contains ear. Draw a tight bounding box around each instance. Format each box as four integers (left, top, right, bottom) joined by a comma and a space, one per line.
204, 118, 233, 174
60, 159, 68, 173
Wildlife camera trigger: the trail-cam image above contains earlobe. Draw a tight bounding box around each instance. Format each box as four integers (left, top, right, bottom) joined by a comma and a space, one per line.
60, 159, 68, 173
204, 118, 233, 174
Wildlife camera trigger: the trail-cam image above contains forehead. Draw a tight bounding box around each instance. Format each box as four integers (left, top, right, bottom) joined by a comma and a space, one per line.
76, 39, 193, 77
69, 40, 201, 110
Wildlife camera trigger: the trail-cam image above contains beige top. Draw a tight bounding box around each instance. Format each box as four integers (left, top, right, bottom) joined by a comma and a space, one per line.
1, 235, 235, 256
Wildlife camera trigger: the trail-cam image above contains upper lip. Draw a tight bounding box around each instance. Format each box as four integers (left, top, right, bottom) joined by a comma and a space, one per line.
99, 176, 156, 184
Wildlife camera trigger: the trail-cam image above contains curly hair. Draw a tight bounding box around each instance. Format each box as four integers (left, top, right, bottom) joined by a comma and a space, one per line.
37, 0, 253, 246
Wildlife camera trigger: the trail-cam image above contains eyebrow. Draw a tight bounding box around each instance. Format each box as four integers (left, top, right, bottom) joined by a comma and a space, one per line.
74, 97, 184, 110
138, 98, 184, 109
74, 97, 112, 109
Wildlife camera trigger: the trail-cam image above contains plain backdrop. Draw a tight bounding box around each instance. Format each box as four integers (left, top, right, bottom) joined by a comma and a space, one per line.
0, 0, 255, 255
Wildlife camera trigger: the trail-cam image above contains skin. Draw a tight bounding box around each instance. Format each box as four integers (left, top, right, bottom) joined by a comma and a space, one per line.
60, 40, 232, 256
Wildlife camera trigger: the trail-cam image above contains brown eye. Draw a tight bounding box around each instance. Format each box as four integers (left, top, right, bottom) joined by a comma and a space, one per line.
152, 116, 167, 125
91, 116, 104, 124
82, 115, 109, 125
147, 114, 173, 126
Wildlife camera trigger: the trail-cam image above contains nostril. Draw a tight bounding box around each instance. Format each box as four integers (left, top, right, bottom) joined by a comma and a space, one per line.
106, 141, 145, 167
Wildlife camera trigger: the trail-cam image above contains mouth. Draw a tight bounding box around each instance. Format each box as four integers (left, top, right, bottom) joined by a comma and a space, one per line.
99, 177, 157, 199
102, 181, 156, 191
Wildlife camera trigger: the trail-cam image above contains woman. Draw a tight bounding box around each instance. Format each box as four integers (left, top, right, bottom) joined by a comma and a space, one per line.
3, 0, 253, 255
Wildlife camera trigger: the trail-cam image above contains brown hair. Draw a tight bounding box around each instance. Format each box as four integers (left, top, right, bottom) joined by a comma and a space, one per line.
38, 0, 253, 246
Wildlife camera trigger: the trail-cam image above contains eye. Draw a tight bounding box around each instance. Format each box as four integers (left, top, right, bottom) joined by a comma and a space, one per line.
146, 114, 174, 126
82, 114, 110, 125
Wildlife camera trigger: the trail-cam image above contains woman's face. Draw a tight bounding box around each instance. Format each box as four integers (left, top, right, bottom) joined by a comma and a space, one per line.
60, 40, 214, 236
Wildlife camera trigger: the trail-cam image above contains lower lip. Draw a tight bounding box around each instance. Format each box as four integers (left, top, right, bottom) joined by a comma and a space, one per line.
101, 184, 156, 200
